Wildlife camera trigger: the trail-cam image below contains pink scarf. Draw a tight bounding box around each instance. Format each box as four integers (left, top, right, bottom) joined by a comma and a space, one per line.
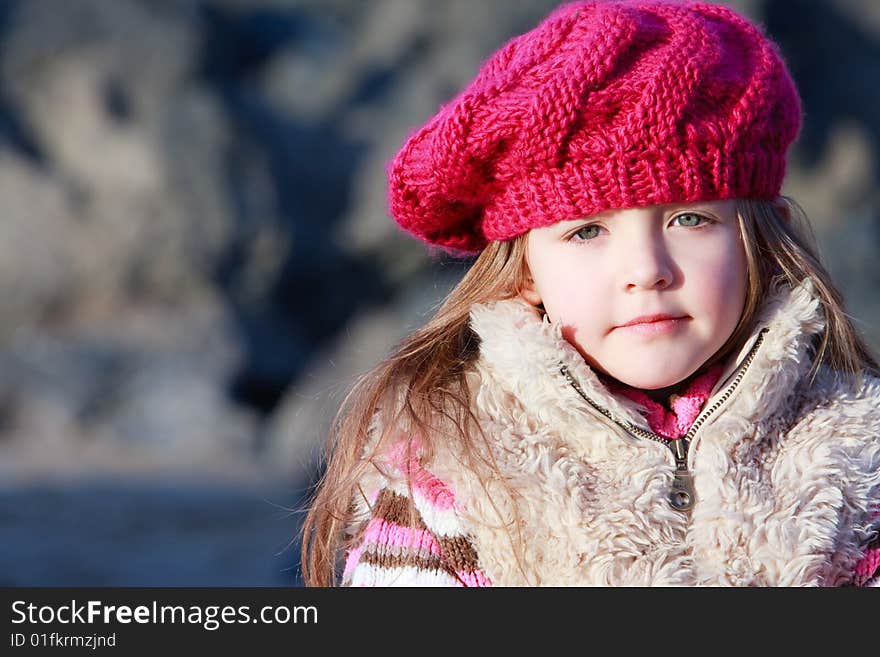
600, 364, 725, 440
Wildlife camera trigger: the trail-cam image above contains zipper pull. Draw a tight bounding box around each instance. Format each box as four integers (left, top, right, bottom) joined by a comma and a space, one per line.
667, 438, 695, 513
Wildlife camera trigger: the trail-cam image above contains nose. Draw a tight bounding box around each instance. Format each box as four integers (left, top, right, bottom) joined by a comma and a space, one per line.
620, 235, 675, 291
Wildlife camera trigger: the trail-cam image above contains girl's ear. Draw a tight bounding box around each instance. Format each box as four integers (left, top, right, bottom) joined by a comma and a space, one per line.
519, 275, 543, 307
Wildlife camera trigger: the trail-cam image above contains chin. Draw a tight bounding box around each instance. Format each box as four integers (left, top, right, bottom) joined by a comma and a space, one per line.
609, 370, 685, 390
630, 380, 680, 390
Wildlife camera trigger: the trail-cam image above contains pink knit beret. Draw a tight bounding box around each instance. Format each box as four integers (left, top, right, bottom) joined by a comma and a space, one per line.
387, 0, 803, 254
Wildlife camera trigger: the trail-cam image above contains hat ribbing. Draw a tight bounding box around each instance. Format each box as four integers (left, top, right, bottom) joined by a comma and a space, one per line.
387, 0, 803, 254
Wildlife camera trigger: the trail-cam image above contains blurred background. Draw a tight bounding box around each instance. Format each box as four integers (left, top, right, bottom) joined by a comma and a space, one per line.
0, 0, 877, 586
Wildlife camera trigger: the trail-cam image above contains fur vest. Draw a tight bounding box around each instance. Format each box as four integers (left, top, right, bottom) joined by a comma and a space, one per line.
346, 279, 880, 586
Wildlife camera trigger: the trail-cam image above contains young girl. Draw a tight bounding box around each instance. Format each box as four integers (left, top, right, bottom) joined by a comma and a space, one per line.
301, 0, 880, 586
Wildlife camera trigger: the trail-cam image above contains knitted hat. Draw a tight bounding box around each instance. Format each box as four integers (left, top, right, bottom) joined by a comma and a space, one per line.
387, 0, 803, 254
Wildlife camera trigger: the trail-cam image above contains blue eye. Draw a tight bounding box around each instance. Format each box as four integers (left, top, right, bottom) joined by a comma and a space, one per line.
672, 212, 710, 227
571, 225, 602, 242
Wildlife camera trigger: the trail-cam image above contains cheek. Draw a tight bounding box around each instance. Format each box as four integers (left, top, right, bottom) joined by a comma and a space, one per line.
535, 258, 610, 326
689, 239, 748, 320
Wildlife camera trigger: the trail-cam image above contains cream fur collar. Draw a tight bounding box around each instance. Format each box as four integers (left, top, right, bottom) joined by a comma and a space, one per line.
467, 277, 826, 439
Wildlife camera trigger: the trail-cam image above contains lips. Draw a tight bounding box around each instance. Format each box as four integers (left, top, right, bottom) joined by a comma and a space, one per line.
618, 313, 687, 328
614, 315, 688, 338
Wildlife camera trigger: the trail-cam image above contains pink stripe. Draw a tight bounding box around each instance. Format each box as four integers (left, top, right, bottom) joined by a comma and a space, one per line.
412, 470, 456, 511
344, 518, 442, 581
457, 569, 493, 587
343, 544, 365, 579
855, 547, 880, 577
362, 517, 443, 555
853, 503, 880, 584
387, 441, 456, 511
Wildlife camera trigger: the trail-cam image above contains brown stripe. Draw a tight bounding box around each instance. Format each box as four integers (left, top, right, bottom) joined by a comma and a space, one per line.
371, 488, 427, 530
367, 488, 482, 578
360, 547, 447, 574
438, 535, 481, 573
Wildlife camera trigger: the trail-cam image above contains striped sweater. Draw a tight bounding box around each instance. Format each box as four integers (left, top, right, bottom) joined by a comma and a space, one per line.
342, 279, 880, 586
342, 439, 492, 587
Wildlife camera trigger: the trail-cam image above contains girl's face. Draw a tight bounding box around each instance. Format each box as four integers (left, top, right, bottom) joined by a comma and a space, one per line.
520, 199, 748, 390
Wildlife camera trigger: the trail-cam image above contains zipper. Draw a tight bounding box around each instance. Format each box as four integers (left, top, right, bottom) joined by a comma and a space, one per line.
560, 327, 769, 515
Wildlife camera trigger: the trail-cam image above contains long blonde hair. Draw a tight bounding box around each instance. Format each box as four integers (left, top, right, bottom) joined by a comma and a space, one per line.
299, 196, 879, 586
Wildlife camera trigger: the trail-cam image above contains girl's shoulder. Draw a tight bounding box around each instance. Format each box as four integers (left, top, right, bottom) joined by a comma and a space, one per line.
341, 377, 492, 586
344, 414, 489, 586
781, 365, 880, 447
795, 363, 880, 408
